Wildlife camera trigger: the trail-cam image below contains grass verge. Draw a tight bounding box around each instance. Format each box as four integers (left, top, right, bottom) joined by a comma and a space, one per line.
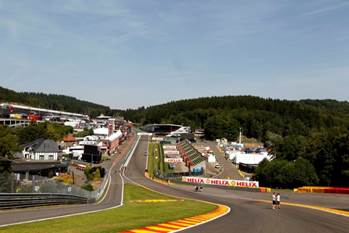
0, 184, 216, 233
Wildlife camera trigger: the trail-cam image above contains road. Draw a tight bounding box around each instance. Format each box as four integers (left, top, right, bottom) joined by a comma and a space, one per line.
1, 135, 348, 233
126, 136, 349, 233
204, 141, 243, 180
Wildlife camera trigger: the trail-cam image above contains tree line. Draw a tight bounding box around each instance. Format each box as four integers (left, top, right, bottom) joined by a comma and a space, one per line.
0, 86, 111, 117
115, 96, 349, 187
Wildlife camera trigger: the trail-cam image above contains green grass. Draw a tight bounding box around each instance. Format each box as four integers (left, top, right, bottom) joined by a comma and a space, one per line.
148, 142, 173, 177
147, 142, 162, 177
147, 143, 154, 176
0, 184, 216, 233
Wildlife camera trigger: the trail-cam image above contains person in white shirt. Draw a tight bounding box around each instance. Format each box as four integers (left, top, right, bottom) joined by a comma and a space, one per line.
272, 192, 276, 210
276, 193, 281, 209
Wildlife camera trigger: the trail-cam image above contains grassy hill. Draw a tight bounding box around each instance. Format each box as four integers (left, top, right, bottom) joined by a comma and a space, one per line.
0, 86, 111, 117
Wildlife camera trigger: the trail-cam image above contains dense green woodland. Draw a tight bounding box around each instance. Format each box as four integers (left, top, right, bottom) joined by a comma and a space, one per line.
0, 86, 111, 117
116, 96, 349, 187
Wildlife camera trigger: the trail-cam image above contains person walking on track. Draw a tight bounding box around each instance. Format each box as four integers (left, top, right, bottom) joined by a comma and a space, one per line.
272, 192, 276, 210
276, 193, 281, 209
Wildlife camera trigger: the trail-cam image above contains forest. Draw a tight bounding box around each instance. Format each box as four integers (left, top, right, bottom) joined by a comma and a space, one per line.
0, 86, 111, 117
115, 96, 349, 187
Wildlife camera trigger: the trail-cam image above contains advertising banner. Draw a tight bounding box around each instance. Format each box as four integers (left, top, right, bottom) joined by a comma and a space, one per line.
165, 154, 181, 158
164, 158, 183, 163
164, 150, 180, 155
163, 145, 177, 150
152, 137, 164, 142
182, 176, 259, 188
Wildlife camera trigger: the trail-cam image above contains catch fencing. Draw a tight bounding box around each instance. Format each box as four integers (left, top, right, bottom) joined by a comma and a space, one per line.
0, 173, 110, 209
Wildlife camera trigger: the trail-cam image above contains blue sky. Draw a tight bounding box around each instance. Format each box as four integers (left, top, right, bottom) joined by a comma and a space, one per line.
0, 0, 348, 109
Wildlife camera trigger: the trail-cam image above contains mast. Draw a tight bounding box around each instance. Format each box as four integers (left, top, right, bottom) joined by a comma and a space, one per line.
239, 127, 242, 144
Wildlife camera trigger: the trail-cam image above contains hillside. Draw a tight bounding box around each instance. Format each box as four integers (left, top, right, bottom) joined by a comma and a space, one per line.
0, 86, 111, 117
116, 96, 349, 140
115, 96, 349, 187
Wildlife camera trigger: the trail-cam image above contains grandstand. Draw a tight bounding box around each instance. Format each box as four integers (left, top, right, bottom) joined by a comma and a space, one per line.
177, 140, 206, 173
141, 124, 190, 136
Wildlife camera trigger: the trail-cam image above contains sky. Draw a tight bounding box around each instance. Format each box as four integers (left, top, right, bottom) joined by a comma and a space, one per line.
0, 0, 349, 109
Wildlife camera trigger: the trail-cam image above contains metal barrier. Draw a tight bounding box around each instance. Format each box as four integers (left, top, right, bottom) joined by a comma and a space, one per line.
294, 186, 349, 194
0, 193, 88, 209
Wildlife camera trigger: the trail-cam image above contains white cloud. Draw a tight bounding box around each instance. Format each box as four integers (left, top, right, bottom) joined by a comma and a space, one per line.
303, 1, 349, 16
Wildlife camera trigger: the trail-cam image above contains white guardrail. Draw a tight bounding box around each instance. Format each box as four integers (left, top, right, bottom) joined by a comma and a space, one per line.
95, 135, 141, 202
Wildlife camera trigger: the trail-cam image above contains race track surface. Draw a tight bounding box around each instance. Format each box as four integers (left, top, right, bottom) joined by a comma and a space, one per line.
125, 136, 349, 233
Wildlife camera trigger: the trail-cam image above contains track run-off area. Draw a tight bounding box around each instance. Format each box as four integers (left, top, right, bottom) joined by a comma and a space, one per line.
1, 135, 349, 233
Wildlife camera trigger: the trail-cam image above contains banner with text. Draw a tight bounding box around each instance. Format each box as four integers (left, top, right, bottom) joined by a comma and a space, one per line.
163, 145, 177, 150
164, 150, 180, 155
182, 176, 259, 188
164, 158, 183, 163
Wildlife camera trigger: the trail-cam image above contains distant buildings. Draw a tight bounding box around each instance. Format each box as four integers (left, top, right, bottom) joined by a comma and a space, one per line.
62, 114, 132, 160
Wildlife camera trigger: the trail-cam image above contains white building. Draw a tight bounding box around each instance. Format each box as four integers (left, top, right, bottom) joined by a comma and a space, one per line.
93, 127, 109, 138
207, 153, 217, 163
22, 139, 60, 161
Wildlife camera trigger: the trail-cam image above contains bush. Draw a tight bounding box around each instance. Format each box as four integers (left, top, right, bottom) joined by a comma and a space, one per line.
54, 173, 73, 185
93, 168, 101, 180
84, 166, 105, 181
81, 183, 94, 191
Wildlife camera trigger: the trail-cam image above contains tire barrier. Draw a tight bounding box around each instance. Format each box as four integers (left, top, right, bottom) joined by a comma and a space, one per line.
294, 186, 349, 194
0, 193, 89, 210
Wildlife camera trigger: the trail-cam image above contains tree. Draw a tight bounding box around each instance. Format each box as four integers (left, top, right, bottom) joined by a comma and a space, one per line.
254, 158, 318, 188
0, 126, 19, 158
0, 159, 12, 192
293, 157, 319, 187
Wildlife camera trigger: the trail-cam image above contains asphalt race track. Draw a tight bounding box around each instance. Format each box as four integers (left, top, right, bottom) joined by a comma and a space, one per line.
1, 136, 349, 233
125, 136, 349, 233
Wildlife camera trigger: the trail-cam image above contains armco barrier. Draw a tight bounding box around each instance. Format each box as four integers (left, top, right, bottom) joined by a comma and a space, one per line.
259, 187, 272, 193
294, 186, 349, 194
146, 172, 270, 193
0, 193, 88, 209
181, 176, 267, 192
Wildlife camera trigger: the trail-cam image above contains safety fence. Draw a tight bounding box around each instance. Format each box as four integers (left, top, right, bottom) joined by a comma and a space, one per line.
294, 186, 349, 194
0, 172, 109, 209
0, 193, 88, 210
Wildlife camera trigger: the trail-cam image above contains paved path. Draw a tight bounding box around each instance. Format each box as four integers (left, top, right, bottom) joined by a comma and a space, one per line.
205, 141, 243, 180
